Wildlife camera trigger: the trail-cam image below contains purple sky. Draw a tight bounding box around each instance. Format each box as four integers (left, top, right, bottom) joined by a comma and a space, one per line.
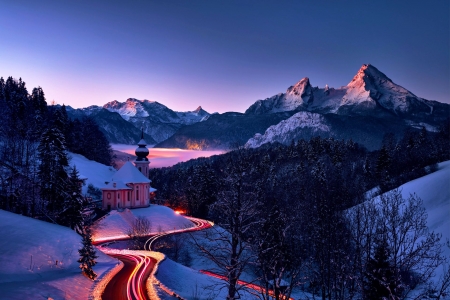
1, 1, 448, 113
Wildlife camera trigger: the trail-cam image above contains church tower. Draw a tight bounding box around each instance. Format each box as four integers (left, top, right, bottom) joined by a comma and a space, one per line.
134, 128, 150, 178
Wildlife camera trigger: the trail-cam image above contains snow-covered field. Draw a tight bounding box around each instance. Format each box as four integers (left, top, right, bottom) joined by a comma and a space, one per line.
91, 205, 194, 243
0, 210, 117, 300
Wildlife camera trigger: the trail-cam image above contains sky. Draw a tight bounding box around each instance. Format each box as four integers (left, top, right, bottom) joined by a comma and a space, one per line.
0, 1, 448, 113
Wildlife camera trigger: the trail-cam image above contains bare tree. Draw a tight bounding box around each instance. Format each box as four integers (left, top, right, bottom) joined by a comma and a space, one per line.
192, 148, 261, 300
127, 216, 151, 249
346, 190, 446, 299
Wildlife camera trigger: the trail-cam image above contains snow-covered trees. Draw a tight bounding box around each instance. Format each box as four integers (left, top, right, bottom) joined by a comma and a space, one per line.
78, 225, 98, 280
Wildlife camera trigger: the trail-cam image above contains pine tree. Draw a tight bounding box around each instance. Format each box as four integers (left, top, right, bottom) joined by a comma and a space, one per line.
38, 109, 70, 216
59, 166, 84, 231
364, 237, 395, 299
78, 226, 98, 280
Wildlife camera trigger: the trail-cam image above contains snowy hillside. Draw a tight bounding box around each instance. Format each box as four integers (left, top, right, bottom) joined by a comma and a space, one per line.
245, 111, 330, 148
391, 160, 450, 262
69, 153, 116, 195
91, 205, 195, 243
0, 210, 117, 300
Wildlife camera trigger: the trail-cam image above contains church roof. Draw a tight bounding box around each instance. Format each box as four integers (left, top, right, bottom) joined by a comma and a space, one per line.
112, 161, 151, 184
101, 181, 132, 190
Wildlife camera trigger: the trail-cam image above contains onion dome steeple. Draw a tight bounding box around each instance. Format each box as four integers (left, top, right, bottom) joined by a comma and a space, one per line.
135, 128, 149, 161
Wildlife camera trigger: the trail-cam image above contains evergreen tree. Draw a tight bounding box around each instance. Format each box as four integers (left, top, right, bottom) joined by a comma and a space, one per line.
38, 109, 69, 215
364, 237, 395, 299
78, 225, 98, 280
59, 166, 84, 231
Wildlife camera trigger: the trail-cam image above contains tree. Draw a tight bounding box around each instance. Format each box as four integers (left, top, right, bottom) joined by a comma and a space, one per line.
37, 114, 69, 216
346, 190, 445, 299
59, 166, 84, 231
78, 225, 98, 280
192, 148, 260, 300
127, 216, 152, 249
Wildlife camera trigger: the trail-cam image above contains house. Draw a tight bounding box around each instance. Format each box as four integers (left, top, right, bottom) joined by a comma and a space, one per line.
101, 131, 156, 210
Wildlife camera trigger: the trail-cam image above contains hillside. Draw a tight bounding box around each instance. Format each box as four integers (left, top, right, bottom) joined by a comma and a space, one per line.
0, 210, 117, 300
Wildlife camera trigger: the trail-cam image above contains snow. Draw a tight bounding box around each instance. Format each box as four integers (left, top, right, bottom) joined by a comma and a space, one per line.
156, 257, 258, 299
91, 205, 195, 243
69, 153, 116, 195
393, 161, 450, 258
245, 111, 329, 148
0, 210, 117, 300
109, 161, 150, 184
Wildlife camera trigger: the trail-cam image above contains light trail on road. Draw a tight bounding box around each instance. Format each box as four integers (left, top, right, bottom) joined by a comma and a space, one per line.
101, 215, 212, 300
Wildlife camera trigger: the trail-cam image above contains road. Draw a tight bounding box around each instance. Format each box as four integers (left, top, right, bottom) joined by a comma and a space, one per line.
102, 253, 156, 300
101, 216, 212, 300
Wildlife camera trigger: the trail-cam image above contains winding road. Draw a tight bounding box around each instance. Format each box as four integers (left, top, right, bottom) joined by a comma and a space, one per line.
100, 216, 212, 300
100, 215, 280, 299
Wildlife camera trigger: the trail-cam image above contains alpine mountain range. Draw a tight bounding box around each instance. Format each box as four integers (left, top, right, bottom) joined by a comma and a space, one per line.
66, 64, 450, 150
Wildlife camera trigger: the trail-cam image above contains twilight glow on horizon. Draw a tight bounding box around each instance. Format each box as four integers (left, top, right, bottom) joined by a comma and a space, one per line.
1, 1, 448, 113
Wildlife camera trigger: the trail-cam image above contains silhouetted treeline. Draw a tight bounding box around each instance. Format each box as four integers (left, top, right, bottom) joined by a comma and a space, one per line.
0, 76, 112, 221
150, 125, 449, 218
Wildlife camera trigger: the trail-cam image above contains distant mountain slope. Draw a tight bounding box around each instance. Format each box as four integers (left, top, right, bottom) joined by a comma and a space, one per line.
155, 111, 295, 150
67, 99, 210, 144
245, 112, 411, 150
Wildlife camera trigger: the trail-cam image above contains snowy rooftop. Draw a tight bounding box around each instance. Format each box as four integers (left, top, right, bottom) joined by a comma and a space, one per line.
111, 161, 151, 184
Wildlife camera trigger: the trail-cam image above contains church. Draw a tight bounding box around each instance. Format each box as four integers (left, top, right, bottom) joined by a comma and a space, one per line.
101, 131, 156, 210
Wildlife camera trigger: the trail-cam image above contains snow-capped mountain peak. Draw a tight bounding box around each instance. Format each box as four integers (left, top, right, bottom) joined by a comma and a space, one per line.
104, 98, 150, 120
340, 64, 427, 114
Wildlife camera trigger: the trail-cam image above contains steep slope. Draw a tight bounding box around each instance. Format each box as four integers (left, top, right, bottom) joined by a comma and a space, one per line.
243, 64, 449, 150
155, 111, 296, 150
246, 64, 449, 126
245, 112, 411, 150
67, 105, 156, 144
246, 77, 314, 114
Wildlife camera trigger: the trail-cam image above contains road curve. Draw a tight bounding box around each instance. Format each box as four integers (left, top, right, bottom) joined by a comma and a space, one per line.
100, 216, 212, 300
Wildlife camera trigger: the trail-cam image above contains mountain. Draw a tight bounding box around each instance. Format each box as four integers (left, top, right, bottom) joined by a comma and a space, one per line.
246, 64, 447, 126
67, 99, 210, 144
155, 111, 296, 150
245, 111, 411, 150
243, 64, 449, 149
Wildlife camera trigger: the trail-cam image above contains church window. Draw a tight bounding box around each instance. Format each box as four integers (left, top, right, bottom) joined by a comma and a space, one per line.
139, 167, 142, 172
136, 186, 139, 201
107, 192, 111, 199
118, 193, 120, 199
128, 191, 131, 201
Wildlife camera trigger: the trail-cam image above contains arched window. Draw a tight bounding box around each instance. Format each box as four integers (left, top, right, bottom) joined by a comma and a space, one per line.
136, 186, 139, 201
139, 167, 142, 172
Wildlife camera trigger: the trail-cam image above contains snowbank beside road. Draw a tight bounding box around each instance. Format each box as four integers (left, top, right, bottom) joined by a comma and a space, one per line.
0, 210, 117, 300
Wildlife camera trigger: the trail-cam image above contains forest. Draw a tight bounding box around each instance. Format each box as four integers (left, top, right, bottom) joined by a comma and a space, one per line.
150, 124, 450, 299
0, 77, 113, 229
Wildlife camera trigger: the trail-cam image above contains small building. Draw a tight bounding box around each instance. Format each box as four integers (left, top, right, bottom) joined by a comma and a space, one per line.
101, 130, 156, 210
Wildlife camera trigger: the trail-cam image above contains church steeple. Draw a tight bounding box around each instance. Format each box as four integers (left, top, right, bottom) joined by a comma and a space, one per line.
134, 128, 151, 178
135, 128, 149, 161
